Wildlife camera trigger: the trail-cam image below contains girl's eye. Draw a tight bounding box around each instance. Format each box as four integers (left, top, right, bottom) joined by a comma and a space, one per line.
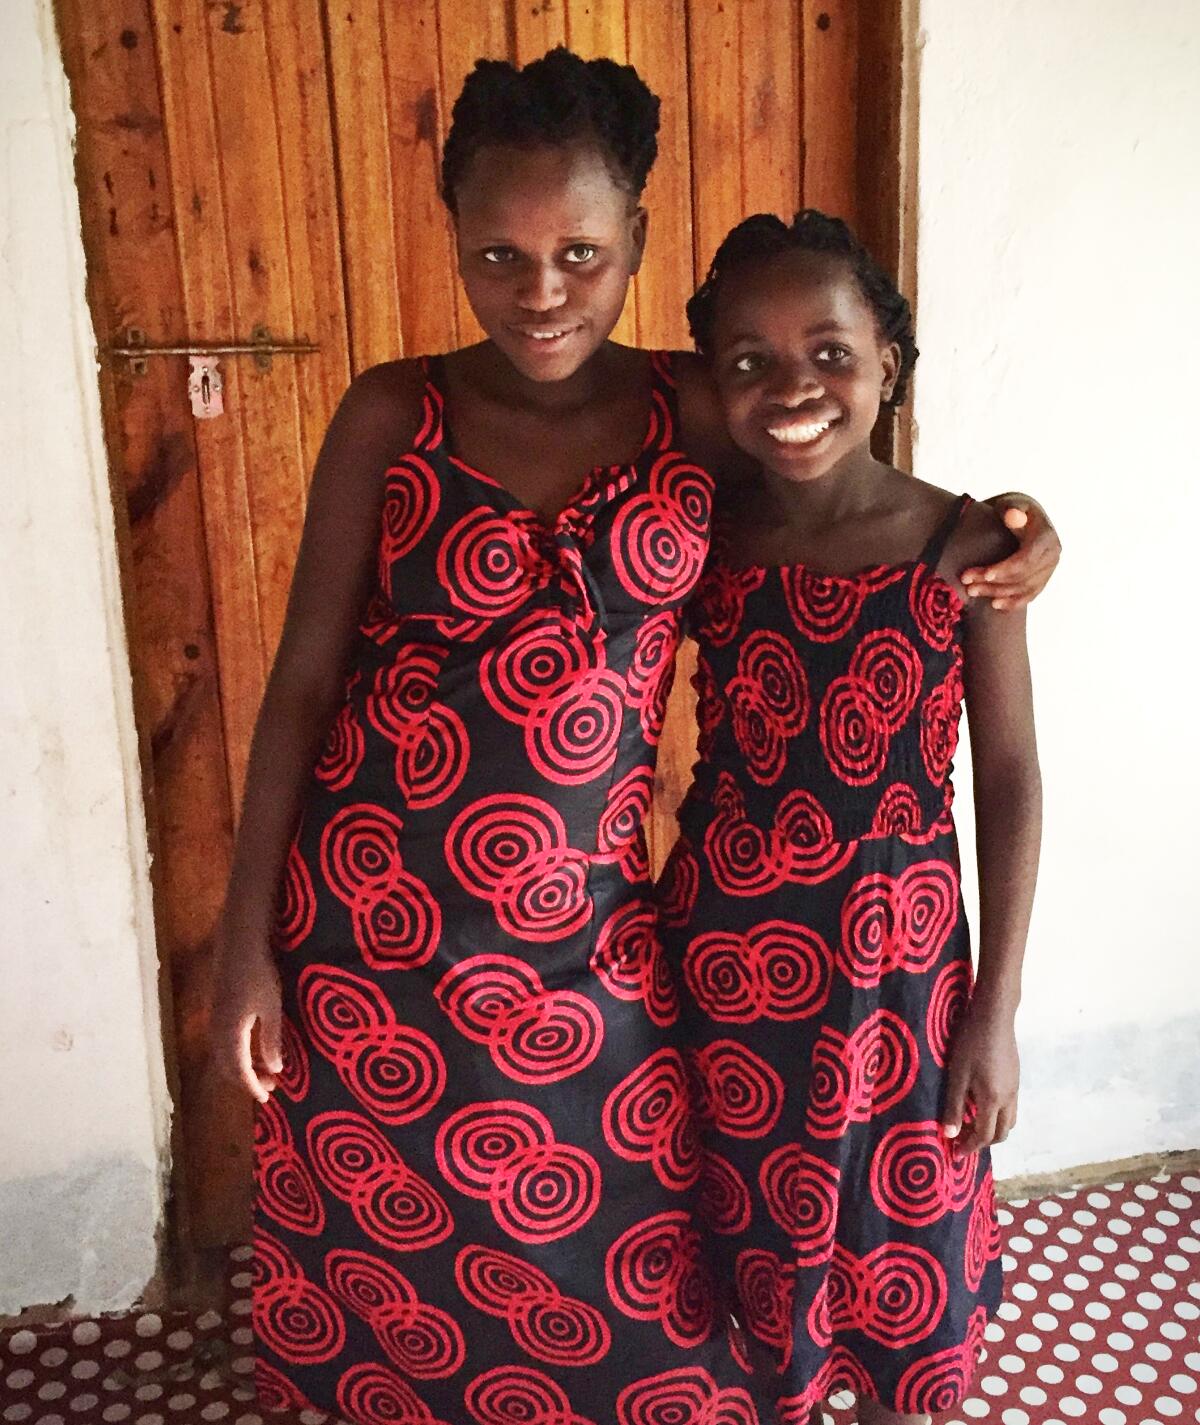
482, 247, 517, 265
732, 352, 766, 375
817, 343, 851, 364
563, 244, 597, 264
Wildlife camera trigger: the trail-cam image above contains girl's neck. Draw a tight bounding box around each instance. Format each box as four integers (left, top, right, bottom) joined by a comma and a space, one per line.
756, 446, 895, 535
464, 339, 627, 417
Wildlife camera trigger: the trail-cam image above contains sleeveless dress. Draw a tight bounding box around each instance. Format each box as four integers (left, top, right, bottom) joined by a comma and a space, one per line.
659, 497, 1005, 1419
251, 353, 763, 1425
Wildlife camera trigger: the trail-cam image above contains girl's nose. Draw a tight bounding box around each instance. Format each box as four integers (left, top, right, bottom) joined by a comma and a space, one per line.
768, 363, 824, 406
516, 263, 568, 313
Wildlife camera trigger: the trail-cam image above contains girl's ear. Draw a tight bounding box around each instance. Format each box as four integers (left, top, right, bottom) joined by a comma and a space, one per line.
629, 206, 649, 276
880, 340, 901, 402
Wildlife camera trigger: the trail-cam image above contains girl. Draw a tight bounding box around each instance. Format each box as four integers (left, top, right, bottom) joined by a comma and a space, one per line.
661, 211, 1041, 1424
207, 50, 1053, 1425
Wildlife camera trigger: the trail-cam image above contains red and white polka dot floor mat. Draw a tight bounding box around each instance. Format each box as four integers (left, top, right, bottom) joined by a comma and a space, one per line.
2, 1170, 1197, 1424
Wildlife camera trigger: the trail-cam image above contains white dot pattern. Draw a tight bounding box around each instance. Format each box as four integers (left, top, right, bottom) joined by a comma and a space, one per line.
0, 1172, 1196, 1424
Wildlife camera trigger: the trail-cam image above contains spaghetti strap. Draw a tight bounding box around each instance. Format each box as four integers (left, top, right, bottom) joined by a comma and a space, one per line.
918, 493, 972, 571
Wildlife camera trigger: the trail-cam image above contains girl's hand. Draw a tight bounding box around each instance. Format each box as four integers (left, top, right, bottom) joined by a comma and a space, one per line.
941, 1000, 1020, 1154
962, 495, 1061, 610
209, 934, 283, 1105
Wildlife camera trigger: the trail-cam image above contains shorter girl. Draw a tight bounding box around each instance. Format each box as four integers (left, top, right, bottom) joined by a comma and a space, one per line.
661, 212, 1041, 1424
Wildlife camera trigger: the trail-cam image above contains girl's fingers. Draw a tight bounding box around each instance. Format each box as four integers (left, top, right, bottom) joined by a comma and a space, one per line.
259, 996, 284, 1076
238, 1015, 272, 1104
941, 1063, 970, 1142
964, 584, 1036, 608
960, 1104, 998, 1155
993, 1104, 1017, 1144
961, 551, 1052, 590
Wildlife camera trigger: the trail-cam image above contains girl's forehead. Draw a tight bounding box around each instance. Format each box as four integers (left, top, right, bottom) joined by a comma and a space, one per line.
453, 141, 631, 229
716, 250, 873, 335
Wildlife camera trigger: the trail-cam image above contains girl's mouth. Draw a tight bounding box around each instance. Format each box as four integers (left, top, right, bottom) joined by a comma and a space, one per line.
508, 324, 583, 350
764, 415, 840, 447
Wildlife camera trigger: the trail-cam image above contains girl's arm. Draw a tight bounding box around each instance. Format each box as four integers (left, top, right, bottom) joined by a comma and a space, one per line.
941, 508, 1043, 1154
965, 496, 1061, 609
209, 359, 424, 1102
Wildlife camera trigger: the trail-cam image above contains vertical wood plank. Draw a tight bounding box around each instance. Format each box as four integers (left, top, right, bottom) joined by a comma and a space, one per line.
739, 0, 801, 219
856, 0, 904, 462
55, 0, 239, 1255
324, 0, 405, 368
686, 0, 745, 279
260, 2, 352, 479
434, 0, 512, 346
200, 0, 312, 667
153, 0, 266, 805
855, 0, 901, 276
512, 0, 566, 64
801, 0, 860, 221
378, 0, 460, 356
564, 0, 626, 56
627, 2, 693, 350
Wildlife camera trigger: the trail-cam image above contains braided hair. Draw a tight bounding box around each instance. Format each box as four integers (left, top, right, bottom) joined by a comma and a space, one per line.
441, 48, 661, 214
686, 210, 919, 407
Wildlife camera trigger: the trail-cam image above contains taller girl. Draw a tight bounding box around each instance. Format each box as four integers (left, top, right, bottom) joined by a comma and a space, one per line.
209, 49, 1056, 1425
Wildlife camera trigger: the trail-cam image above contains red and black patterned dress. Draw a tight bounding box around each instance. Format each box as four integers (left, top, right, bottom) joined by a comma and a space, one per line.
252, 353, 762, 1425
660, 497, 1004, 1418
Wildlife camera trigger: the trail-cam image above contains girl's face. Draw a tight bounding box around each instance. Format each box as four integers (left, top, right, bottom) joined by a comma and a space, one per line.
710, 250, 900, 480
452, 142, 647, 383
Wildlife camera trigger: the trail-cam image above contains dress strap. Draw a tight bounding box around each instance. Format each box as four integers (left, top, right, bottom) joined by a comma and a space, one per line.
918, 493, 972, 571
645, 350, 684, 454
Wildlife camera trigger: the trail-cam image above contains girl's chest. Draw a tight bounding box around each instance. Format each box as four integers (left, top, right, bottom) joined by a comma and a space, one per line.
366, 446, 715, 638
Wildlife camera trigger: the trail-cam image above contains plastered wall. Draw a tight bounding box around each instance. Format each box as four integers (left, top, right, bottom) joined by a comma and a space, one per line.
0, 0, 171, 1314
913, 0, 1200, 1177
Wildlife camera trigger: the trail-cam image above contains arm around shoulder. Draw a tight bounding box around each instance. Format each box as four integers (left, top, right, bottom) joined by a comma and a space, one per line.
964, 490, 1062, 609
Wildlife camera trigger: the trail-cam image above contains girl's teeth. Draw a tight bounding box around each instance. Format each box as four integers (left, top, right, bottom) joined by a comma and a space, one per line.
768, 420, 831, 444
530, 330, 567, 340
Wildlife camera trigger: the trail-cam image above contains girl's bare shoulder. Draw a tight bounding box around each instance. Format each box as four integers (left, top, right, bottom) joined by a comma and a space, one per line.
670, 350, 757, 478
338, 357, 428, 442
947, 495, 1019, 577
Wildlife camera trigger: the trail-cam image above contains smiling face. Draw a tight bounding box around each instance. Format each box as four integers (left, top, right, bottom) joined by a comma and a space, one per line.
710, 249, 900, 481
452, 141, 647, 383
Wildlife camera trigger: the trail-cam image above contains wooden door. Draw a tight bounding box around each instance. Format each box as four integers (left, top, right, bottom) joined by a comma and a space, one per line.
54, 0, 903, 1281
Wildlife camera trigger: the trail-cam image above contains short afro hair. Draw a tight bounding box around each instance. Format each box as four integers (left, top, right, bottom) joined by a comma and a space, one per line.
686, 209, 919, 408
441, 47, 660, 214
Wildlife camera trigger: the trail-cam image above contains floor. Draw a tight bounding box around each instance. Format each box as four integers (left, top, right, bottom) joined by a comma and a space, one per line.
1, 1171, 1196, 1425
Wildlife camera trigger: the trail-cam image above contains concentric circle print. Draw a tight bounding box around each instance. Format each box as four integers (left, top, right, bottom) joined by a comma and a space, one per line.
494, 1142, 602, 1243
616, 1368, 759, 1425
436, 508, 549, 619
252, 1228, 346, 1366
849, 628, 922, 732
927, 958, 971, 1067
526, 669, 624, 784
602, 1048, 698, 1192
819, 676, 889, 786
691, 1041, 784, 1139
759, 1145, 840, 1264
610, 455, 711, 603
273, 842, 316, 950
781, 566, 866, 642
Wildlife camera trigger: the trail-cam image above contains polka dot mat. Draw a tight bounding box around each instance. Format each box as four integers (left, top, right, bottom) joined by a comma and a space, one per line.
1, 1172, 1196, 1424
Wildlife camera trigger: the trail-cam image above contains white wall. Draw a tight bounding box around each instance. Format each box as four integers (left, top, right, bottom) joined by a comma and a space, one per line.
0, 0, 170, 1313
913, 0, 1200, 1177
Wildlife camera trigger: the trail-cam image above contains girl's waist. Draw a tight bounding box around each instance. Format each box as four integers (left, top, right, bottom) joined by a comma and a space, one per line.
678, 761, 956, 849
